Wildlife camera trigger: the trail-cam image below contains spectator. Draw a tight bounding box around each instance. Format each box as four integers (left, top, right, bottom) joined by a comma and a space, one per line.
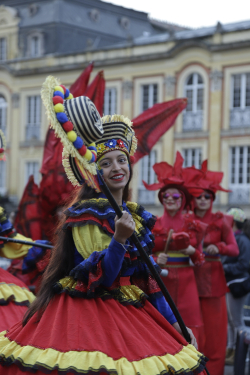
224, 208, 250, 366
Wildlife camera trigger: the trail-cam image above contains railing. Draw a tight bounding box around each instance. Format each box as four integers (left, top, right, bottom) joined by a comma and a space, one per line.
228, 185, 250, 204
230, 108, 250, 128
25, 125, 40, 140
182, 112, 203, 131
137, 189, 155, 205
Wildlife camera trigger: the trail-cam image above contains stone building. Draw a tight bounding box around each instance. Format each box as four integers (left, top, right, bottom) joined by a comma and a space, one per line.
0, 0, 250, 215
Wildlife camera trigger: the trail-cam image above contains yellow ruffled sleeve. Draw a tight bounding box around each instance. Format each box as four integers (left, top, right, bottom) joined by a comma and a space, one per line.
0, 233, 32, 259
72, 224, 112, 260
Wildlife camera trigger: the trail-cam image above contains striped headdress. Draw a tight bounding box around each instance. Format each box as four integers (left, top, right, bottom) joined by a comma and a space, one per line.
41, 76, 137, 192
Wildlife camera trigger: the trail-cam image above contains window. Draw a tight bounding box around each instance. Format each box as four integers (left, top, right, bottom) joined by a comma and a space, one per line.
183, 148, 202, 169
229, 146, 250, 203
29, 34, 43, 57
0, 38, 7, 61
138, 150, 157, 205
230, 74, 250, 128
141, 84, 158, 112
183, 73, 204, 131
0, 160, 6, 196
25, 161, 40, 185
104, 88, 117, 115
0, 96, 7, 134
26, 96, 41, 140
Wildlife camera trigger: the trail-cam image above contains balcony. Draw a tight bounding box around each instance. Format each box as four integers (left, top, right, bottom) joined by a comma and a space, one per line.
228, 185, 250, 204
182, 112, 203, 131
230, 108, 250, 128
25, 125, 40, 140
137, 189, 155, 205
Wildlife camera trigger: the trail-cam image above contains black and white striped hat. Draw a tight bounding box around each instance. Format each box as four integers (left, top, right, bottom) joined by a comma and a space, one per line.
64, 96, 103, 145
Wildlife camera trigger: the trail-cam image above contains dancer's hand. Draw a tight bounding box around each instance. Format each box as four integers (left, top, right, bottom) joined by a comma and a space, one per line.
179, 245, 195, 255
114, 211, 135, 245
206, 244, 219, 254
172, 323, 198, 349
157, 253, 168, 266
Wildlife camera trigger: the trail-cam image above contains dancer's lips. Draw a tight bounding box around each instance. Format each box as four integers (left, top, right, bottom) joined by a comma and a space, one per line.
110, 174, 125, 182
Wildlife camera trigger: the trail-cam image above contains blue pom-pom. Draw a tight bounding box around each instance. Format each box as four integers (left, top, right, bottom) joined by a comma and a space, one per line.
53, 91, 64, 99
88, 146, 97, 152
73, 137, 84, 149
90, 153, 95, 163
56, 112, 68, 124
65, 89, 70, 98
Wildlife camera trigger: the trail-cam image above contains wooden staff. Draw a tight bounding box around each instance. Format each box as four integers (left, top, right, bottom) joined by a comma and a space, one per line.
0, 236, 53, 249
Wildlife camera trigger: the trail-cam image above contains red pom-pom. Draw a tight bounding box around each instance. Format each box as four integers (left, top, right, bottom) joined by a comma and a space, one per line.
0, 148, 4, 153
62, 121, 74, 132
52, 96, 64, 105
78, 144, 87, 156
130, 155, 135, 164
60, 85, 67, 94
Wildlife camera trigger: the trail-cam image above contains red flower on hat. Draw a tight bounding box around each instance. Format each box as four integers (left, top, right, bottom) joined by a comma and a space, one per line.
117, 139, 125, 148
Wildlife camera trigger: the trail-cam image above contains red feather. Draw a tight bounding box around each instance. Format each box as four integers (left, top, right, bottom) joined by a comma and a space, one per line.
133, 98, 187, 163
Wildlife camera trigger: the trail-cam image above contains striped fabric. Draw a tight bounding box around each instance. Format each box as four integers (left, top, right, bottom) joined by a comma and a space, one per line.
97, 121, 134, 153
64, 96, 103, 145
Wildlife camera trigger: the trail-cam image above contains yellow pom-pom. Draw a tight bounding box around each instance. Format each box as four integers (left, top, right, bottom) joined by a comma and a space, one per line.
54, 103, 64, 113
54, 86, 64, 94
84, 149, 92, 161
67, 131, 77, 142
66, 93, 74, 100
89, 142, 96, 147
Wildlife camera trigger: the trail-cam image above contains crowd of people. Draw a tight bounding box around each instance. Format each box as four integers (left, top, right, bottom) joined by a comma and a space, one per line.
0, 76, 249, 375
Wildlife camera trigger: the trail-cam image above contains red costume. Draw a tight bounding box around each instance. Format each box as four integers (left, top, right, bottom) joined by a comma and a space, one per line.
189, 161, 239, 375
144, 153, 206, 348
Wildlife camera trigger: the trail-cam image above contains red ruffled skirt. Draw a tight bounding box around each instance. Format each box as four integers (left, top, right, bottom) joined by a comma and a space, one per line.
0, 268, 35, 332
0, 293, 207, 375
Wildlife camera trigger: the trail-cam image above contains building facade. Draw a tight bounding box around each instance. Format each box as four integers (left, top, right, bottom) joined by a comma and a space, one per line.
0, 0, 250, 216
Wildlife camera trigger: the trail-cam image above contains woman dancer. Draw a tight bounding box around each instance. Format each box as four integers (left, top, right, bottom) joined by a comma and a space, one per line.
0, 78, 207, 375
189, 161, 239, 375
143, 153, 206, 348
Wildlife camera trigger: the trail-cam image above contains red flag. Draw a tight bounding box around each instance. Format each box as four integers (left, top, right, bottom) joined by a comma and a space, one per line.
84, 70, 105, 115
133, 98, 187, 163
69, 62, 94, 97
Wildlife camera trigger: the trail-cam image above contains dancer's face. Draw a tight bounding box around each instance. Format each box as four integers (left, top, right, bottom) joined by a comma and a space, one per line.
194, 191, 212, 212
162, 188, 182, 215
97, 150, 130, 195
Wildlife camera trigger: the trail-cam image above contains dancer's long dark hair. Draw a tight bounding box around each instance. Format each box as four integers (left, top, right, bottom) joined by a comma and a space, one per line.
23, 166, 133, 325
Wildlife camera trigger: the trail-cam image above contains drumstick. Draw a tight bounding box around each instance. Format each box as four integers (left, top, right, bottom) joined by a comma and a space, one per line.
163, 229, 174, 254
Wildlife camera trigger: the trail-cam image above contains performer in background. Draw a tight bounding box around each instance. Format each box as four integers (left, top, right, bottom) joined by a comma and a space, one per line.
143, 152, 206, 348
188, 161, 239, 375
0, 78, 207, 375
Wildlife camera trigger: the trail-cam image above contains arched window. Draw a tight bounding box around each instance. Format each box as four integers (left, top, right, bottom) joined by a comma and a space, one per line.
0, 95, 7, 134
183, 73, 204, 131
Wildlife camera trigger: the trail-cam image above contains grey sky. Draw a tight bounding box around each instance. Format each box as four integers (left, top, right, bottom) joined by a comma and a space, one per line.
102, 0, 250, 28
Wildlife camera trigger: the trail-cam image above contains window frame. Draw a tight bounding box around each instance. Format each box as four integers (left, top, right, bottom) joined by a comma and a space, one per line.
140, 83, 158, 113
0, 95, 7, 134
25, 161, 40, 185
0, 38, 7, 61
231, 73, 250, 110
182, 148, 202, 169
26, 95, 41, 140
103, 87, 117, 115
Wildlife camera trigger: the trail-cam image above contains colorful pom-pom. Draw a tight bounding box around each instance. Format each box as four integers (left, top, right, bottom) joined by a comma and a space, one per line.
67, 131, 77, 142
54, 103, 64, 113
52, 96, 64, 105
78, 144, 87, 156
54, 86, 64, 94
53, 91, 64, 99
90, 153, 96, 163
91, 150, 97, 157
66, 93, 73, 100
130, 155, 135, 164
60, 85, 66, 94
65, 88, 70, 98
73, 137, 84, 149
62, 121, 74, 132
84, 149, 93, 161
88, 146, 97, 152
56, 112, 68, 124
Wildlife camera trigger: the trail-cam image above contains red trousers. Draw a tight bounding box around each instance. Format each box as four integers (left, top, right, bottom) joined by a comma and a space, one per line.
199, 296, 227, 375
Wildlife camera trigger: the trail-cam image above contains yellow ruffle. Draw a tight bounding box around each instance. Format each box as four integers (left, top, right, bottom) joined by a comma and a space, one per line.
0, 282, 35, 305
0, 332, 205, 374
0, 233, 32, 259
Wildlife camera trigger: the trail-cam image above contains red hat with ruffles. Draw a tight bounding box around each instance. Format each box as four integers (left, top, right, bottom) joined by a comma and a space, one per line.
143, 151, 203, 206
187, 160, 231, 200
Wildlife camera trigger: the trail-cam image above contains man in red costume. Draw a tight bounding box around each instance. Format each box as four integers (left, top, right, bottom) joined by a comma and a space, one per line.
144, 152, 207, 348
188, 161, 239, 375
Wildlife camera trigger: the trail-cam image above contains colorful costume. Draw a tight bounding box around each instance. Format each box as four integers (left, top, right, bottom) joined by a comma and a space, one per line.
0, 79, 207, 374
188, 161, 239, 375
144, 153, 206, 348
